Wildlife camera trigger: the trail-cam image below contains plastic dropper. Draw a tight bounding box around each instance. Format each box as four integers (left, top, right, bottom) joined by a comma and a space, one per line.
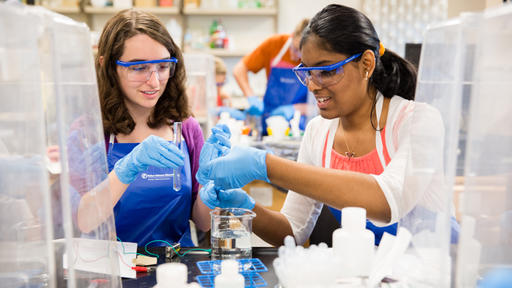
173, 122, 182, 191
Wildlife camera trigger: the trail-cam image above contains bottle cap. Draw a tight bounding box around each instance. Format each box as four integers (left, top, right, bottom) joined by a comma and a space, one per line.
157, 263, 187, 287
221, 259, 239, 275
284, 235, 295, 248
341, 207, 366, 230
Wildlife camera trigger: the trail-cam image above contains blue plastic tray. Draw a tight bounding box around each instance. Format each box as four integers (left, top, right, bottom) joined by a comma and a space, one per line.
196, 258, 268, 275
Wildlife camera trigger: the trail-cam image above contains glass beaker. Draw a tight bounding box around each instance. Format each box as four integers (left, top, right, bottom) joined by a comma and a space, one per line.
210, 208, 256, 259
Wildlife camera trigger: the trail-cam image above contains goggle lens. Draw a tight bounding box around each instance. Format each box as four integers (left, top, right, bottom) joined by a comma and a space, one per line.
293, 53, 361, 88
294, 66, 344, 88
116, 58, 178, 82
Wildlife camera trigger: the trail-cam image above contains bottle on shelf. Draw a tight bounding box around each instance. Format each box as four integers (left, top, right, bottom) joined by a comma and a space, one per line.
113, 0, 133, 9
209, 19, 227, 49
237, 0, 261, 8
209, 19, 218, 38
183, 0, 200, 8
91, 0, 107, 7
158, 0, 173, 7
134, 0, 156, 8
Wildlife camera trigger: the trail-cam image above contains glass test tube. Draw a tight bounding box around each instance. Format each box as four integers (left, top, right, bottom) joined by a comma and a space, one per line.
173, 122, 182, 191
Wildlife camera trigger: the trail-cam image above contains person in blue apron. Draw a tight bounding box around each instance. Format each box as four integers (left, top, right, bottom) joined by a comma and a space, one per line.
106, 134, 195, 246
261, 38, 309, 135
75, 10, 213, 247
232, 19, 310, 135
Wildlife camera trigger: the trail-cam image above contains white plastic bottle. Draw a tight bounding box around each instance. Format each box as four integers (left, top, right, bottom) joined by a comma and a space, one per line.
155, 263, 188, 288
332, 207, 375, 278
214, 259, 244, 288
289, 110, 301, 139
456, 216, 482, 288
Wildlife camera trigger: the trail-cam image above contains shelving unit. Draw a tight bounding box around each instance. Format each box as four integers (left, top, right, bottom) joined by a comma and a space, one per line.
180, 1, 279, 114
83, 5, 179, 14
183, 6, 277, 16
41, 0, 278, 56
181, 1, 279, 57
186, 48, 249, 57
43, 5, 81, 13
41, 0, 182, 31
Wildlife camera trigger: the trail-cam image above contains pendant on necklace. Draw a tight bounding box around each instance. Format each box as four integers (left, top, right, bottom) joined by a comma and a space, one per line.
345, 151, 356, 158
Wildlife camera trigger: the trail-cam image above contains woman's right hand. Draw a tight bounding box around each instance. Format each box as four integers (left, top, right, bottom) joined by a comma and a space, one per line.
199, 181, 255, 210
114, 135, 185, 184
197, 145, 270, 190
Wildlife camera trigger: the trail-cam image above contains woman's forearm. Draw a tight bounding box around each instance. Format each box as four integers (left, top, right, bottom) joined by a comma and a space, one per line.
266, 154, 391, 222
233, 61, 254, 97
252, 203, 294, 246
192, 189, 212, 232
77, 170, 129, 233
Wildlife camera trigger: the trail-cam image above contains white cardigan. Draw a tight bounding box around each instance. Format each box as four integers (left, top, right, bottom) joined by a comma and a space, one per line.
281, 94, 447, 245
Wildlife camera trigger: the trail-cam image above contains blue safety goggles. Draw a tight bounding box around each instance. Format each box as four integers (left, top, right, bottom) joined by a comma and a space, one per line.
292, 53, 362, 88
116, 58, 178, 82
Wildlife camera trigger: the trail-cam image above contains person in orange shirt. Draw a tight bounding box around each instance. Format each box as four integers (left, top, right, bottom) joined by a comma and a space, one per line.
233, 18, 309, 135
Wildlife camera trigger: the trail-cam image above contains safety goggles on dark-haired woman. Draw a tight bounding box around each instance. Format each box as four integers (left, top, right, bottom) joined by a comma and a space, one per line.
293, 53, 361, 88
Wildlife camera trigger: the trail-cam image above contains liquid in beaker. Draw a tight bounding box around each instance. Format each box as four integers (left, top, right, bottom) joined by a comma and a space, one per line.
210, 208, 255, 259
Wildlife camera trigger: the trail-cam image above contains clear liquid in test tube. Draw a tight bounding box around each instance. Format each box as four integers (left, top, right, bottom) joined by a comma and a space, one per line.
173, 121, 182, 191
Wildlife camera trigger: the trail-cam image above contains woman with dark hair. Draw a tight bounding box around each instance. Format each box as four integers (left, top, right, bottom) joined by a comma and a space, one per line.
198, 4, 453, 246
77, 9, 215, 247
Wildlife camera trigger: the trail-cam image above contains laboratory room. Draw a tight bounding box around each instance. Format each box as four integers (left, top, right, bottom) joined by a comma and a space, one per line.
2, 0, 512, 287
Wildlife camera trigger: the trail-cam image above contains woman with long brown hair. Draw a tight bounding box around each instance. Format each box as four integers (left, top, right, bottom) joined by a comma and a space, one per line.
81, 9, 212, 246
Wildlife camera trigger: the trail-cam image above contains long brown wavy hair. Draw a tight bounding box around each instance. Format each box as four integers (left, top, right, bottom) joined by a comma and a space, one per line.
96, 9, 190, 135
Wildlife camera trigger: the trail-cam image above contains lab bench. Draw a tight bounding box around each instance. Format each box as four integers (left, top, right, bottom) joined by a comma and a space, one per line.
122, 246, 279, 287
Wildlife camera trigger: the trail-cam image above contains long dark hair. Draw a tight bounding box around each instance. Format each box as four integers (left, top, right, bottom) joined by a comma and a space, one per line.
301, 4, 417, 101
96, 9, 190, 135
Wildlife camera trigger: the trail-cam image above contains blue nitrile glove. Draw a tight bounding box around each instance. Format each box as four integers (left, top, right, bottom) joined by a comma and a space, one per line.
210, 123, 231, 147
270, 104, 295, 121
114, 135, 185, 184
199, 181, 255, 210
217, 106, 246, 121
218, 186, 255, 210
479, 267, 512, 288
197, 145, 270, 190
197, 124, 232, 185
247, 96, 263, 116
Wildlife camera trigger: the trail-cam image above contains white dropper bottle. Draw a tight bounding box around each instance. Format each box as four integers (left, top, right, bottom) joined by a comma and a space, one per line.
214, 259, 245, 288
155, 263, 188, 288
332, 207, 375, 278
